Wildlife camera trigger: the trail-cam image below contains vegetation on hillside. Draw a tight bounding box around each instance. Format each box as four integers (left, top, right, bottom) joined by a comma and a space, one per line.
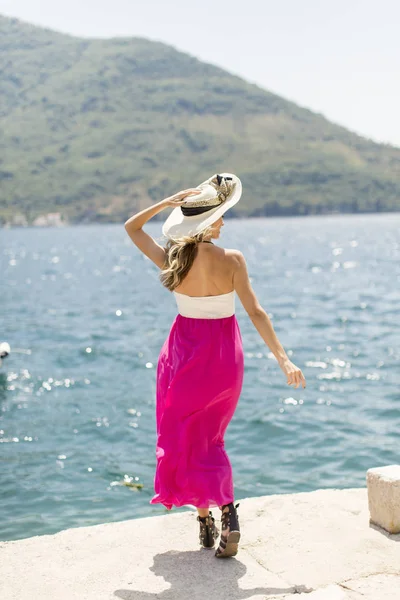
1, 15, 399, 225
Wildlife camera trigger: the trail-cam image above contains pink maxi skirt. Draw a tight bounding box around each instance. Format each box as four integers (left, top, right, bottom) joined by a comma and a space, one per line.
149, 313, 244, 510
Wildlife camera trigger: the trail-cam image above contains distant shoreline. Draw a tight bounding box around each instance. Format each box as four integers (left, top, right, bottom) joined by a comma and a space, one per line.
2, 208, 400, 229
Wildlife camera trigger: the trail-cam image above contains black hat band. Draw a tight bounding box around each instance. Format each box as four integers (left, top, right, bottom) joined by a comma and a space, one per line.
180, 203, 221, 217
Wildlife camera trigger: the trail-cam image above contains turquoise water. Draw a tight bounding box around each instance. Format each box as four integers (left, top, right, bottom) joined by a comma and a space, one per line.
1, 214, 399, 541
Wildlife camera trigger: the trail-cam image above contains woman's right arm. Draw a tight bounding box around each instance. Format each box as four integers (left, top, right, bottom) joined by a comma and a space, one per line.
231, 250, 306, 389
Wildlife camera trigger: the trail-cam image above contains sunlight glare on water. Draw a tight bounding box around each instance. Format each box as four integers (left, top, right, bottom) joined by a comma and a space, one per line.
1, 213, 399, 540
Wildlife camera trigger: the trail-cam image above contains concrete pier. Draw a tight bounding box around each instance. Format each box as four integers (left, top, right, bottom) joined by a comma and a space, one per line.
1, 487, 400, 599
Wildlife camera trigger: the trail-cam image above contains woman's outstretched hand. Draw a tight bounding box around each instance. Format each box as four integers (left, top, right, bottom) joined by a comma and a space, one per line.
161, 188, 201, 208
278, 358, 306, 389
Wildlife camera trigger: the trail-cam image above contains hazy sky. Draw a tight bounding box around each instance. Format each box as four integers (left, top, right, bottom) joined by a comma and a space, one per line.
1, 0, 399, 147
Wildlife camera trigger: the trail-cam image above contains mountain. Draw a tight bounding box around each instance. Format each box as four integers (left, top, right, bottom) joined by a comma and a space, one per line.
1, 14, 400, 225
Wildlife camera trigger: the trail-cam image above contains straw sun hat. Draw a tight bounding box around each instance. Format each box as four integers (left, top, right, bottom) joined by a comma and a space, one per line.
162, 172, 242, 240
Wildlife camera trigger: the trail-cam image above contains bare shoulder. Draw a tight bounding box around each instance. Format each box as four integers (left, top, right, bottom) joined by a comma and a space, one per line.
225, 248, 262, 317
225, 248, 245, 269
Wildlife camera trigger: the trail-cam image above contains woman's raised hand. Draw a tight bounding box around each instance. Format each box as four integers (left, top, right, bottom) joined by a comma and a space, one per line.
278, 358, 306, 389
161, 188, 201, 207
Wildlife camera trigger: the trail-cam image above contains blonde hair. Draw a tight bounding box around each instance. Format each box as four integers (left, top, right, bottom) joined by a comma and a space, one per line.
159, 224, 215, 292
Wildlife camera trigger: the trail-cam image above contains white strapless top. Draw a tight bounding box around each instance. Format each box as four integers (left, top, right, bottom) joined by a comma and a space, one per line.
173, 290, 235, 318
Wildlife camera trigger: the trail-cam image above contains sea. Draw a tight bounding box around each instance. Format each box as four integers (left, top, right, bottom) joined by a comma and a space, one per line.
1, 213, 399, 541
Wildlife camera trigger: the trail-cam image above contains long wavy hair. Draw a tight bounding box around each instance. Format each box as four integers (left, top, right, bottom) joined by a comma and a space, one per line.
159, 224, 215, 292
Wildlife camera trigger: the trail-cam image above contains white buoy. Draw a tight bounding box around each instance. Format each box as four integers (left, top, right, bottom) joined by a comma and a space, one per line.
0, 342, 10, 367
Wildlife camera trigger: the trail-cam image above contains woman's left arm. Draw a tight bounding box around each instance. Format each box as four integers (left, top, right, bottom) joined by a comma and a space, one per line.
124, 188, 200, 269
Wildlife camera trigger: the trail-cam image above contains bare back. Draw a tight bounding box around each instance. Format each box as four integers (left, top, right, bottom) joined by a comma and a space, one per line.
173, 243, 262, 318
173, 242, 235, 297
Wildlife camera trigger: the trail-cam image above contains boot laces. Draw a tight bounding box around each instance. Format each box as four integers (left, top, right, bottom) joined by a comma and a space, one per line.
221, 502, 240, 529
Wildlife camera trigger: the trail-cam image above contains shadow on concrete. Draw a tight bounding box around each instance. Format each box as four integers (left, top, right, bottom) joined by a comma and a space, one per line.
369, 521, 400, 540
114, 549, 298, 599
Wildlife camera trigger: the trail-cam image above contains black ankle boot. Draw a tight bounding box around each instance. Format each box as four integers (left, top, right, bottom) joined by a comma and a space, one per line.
215, 501, 240, 558
197, 510, 219, 548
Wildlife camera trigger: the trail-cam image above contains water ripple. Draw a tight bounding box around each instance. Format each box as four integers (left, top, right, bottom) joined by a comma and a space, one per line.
1, 214, 399, 540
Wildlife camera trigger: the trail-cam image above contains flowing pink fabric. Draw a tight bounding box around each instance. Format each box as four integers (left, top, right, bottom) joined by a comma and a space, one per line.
149, 313, 244, 510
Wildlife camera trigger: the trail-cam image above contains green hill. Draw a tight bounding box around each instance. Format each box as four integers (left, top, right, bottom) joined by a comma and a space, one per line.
1, 14, 400, 225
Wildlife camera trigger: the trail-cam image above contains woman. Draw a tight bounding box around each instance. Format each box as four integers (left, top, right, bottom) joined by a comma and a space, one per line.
124, 172, 306, 558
